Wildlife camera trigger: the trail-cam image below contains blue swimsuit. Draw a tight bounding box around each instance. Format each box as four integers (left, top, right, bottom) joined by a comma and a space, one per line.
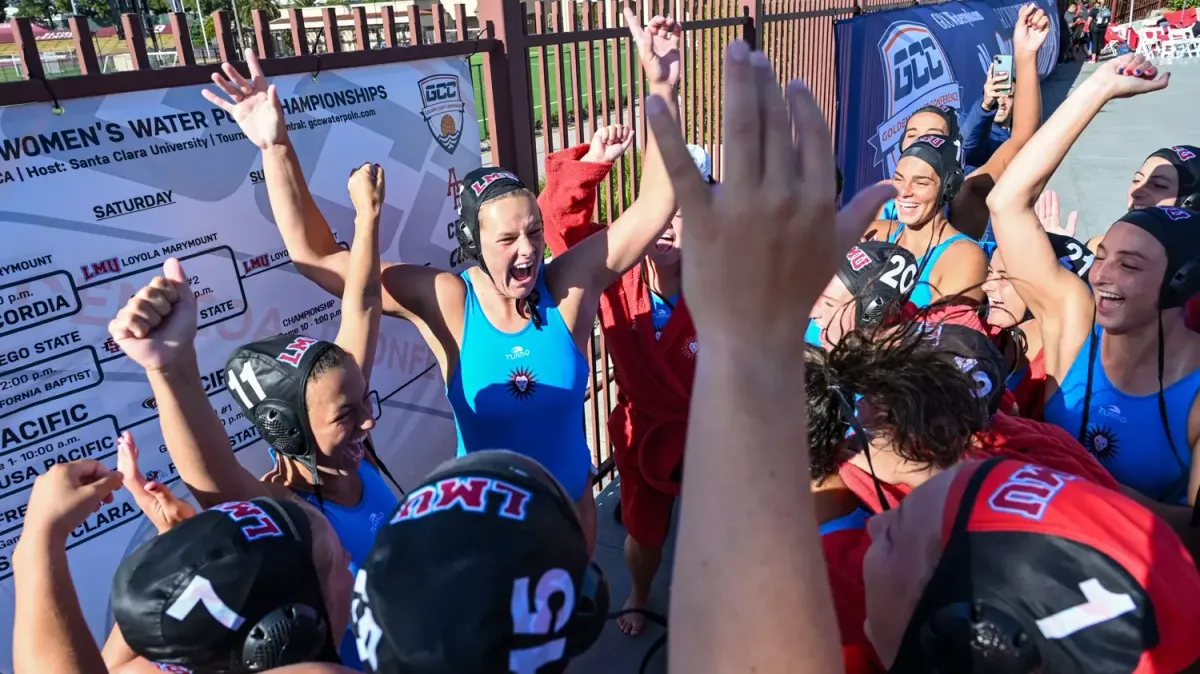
446, 269, 592, 499
887, 224, 979, 308
650, 289, 678, 340
1044, 326, 1200, 504
292, 460, 398, 670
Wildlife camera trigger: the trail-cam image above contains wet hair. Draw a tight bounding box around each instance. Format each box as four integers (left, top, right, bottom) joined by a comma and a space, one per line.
805, 317, 989, 480
277, 341, 403, 498
306, 343, 350, 389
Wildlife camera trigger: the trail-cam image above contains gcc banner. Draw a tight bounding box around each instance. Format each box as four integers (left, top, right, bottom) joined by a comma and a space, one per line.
834, 0, 1059, 198
0, 55, 478, 666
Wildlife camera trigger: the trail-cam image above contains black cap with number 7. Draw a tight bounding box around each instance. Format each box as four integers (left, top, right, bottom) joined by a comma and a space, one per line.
112, 497, 338, 672
351, 450, 609, 674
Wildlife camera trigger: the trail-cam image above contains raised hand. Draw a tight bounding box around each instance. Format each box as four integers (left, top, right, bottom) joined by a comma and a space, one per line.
24, 460, 123, 540
108, 258, 198, 372
583, 124, 635, 163
1094, 53, 1169, 99
117, 432, 197, 534
1013, 4, 1051, 54
348, 162, 386, 218
982, 65, 1005, 108
644, 40, 895, 351
1035, 190, 1079, 237
625, 9, 682, 90
201, 49, 288, 150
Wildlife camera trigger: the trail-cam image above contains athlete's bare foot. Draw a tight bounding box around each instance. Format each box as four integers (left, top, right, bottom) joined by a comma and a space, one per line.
617, 592, 649, 636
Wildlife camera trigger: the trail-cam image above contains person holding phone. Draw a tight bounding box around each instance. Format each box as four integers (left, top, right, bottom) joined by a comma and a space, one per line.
959, 60, 1015, 171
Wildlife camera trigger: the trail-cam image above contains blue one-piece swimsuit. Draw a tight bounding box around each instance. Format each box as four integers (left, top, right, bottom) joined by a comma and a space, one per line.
887, 223, 980, 308
1043, 325, 1200, 504
446, 268, 593, 500
291, 460, 398, 670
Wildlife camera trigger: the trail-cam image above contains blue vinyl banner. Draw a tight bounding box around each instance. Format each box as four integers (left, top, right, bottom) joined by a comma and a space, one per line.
835, 0, 1059, 199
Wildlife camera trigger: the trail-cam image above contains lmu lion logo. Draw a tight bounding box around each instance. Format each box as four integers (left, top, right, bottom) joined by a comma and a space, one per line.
419, 74, 466, 155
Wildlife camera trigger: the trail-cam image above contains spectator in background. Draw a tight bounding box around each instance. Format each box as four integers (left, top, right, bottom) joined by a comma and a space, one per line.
1062, 2, 1082, 62
1089, 0, 1113, 62
959, 65, 1013, 170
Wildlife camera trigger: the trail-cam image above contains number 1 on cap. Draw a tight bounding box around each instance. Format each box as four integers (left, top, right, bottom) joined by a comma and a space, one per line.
228, 362, 267, 409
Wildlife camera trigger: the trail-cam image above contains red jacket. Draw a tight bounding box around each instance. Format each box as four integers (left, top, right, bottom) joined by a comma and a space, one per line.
540, 145, 696, 495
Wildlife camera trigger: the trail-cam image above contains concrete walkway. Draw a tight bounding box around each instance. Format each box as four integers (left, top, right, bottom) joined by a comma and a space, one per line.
1044, 56, 1200, 242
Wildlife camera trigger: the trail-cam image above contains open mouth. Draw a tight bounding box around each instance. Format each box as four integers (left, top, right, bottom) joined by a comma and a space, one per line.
1096, 289, 1125, 312
511, 260, 534, 283
654, 233, 676, 253
345, 436, 366, 463
896, 201, 921, 216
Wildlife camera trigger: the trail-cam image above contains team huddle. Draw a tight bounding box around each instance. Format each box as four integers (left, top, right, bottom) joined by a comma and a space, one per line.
9, 4, 1200, 674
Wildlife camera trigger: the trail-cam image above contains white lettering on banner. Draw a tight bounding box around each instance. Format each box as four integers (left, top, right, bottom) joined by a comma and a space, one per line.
930, 9, 986, 29
0, 57, 478, 668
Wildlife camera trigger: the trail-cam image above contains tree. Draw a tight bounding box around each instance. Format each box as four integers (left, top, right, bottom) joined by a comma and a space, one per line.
50, 0, 115, 24
12, 0, 53, 23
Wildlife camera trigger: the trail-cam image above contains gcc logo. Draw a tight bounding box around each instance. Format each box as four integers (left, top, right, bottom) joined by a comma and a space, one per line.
419, 74, 466, 155
872, 22, 962, 177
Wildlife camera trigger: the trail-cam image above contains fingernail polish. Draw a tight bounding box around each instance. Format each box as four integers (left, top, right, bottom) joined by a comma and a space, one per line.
1135, 68, 1143, 76
729, 39, 749, 61
1117, 66, 1124, 74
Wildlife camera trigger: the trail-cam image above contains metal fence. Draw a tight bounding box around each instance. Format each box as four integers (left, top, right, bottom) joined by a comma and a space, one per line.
0, 0, 1166, 488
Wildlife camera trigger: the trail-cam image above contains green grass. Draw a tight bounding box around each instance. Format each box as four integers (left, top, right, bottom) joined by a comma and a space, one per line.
469, 41, 633, 142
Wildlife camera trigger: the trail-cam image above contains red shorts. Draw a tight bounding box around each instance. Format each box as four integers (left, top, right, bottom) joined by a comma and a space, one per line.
619, 462, 675, 549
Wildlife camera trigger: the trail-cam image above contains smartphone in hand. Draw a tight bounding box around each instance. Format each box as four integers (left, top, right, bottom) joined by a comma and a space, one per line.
992, 54, 1014, 94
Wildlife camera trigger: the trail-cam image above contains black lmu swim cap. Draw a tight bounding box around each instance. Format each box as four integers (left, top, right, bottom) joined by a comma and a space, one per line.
1047, 232, 1096, 281
454, 167, 531, 267
352, 450, 608, 674
225, 335, 340, 482
1148, 145, 1200, 209
1116, 206, 1200, 308
114, 498, 337, 673
900, 134, 964, 205
839, 242, 919, 328
910, 104, 961, 143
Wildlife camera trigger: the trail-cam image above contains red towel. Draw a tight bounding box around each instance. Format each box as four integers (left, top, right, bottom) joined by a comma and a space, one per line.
540, 145, 696, 500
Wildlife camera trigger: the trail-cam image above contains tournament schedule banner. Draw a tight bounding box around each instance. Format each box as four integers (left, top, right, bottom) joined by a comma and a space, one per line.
834, 0, 1059, 199
0, 56, 478, 665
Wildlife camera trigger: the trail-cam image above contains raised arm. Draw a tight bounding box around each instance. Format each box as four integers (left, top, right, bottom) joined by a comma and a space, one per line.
650, 38, 898, 672
987, 54, 1168, 377
202, 50, 454, 329
951, 4, 1047, 239
110, 259, 282, 508
14, 461, 123, 674
541, 125, 632, 256
549, 11, 679, 298
336, 164, 385, 382
959, 67, 1002, 167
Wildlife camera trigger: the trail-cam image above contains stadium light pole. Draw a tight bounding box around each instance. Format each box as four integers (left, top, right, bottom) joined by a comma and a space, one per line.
229, 0, 245, 52
195, 0, 211, 57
